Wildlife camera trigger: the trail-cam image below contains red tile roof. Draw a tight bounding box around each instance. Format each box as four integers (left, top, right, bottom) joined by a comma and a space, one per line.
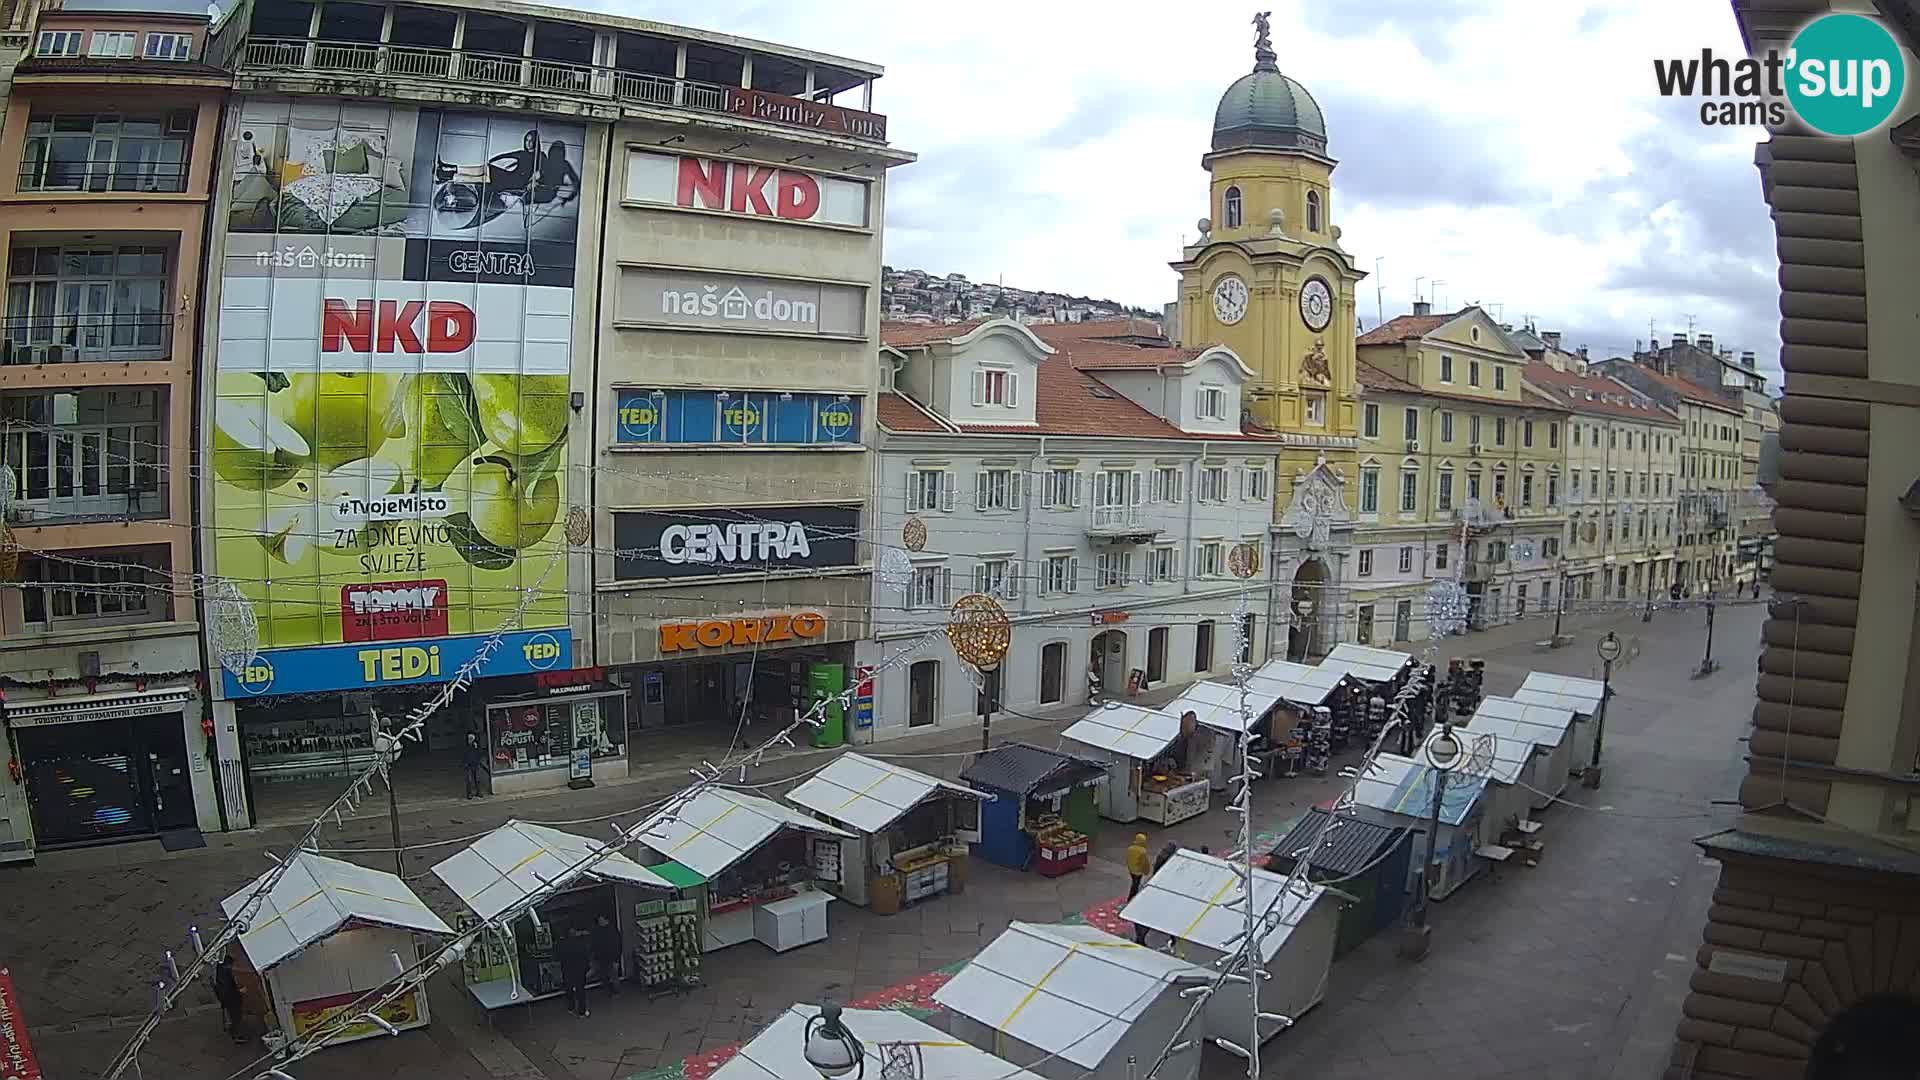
880, 319, 992, 347
1520, 362, 1677, 423
1356, 361, 1419, 394
1054, 338, 1203, 371
1356, 361, 1567, 413
1607, 362, 1742, 412
875, 391, 953, 433
881, 357, 1275, 442
1356, 312, 1456, 345
1026, 317, 1168, 343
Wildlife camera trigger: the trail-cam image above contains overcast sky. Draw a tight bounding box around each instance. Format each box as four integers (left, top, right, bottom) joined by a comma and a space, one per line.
583, 0, 1779, 378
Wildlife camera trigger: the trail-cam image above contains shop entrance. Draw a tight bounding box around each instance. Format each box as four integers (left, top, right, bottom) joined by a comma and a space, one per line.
625, 645, 854, 751
1287, 558, 1328, 661
908, 659, 939, 727
17, 713, 194, 846
1089, 629, 1128, 699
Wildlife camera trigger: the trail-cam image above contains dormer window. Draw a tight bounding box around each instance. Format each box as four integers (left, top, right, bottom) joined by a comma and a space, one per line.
1197, 384, 1226, 421
1306, 191, 1322, 232
1224, 186, 1243, 229
973, 367, 1018, 408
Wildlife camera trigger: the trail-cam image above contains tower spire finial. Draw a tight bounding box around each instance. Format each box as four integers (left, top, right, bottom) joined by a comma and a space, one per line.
1252, 11, 1277, 72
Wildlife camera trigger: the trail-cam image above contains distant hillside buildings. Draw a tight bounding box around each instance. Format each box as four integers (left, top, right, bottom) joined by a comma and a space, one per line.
882, 265, 1159, 329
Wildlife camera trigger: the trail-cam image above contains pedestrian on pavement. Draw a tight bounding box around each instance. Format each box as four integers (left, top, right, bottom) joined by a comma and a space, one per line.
1124, 833, 1150, 898
213, 949, 246, 1043
559, 927, 592, 1018
1134, 843, 1181, 945
590, 913, 622, 996
463, 732, 488, 799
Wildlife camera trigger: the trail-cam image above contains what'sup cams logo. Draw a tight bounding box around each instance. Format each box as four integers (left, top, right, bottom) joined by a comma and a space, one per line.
1655, 13, 1907, 136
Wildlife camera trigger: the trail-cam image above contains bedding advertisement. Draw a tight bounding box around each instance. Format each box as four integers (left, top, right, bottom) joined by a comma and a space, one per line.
215, 99, 582, 695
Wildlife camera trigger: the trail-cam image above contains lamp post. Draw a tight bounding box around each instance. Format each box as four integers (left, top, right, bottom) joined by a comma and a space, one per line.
1401, 719, 1463, 961
1642, 547, 1657, 622
947, 594, 1012, 752
371, 712, 403, 877
803, 1001, 864, 1079
1294, 597, 1317, 660
1695, 599, 1719, 679
1550, 558, 1569, 647
1584, 631, 1622, 789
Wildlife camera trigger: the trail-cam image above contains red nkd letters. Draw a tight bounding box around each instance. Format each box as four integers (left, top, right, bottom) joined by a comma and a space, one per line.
674, 157, 822, 221
322, 299, 476, 353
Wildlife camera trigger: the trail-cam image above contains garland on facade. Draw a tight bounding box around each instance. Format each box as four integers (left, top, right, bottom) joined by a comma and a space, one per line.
0, 669, 204, 700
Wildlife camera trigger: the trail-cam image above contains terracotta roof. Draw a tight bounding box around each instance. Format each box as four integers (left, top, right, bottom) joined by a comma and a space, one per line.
1026, 317, 1168, 343
1599, 361, 1741, 413
875, 391, 952, 434
1520, 362, 1677, 423
1356, 312, 1456, 345
1054, 338, 1203, 372
880, 319, 992, 347
1355, 361, 1566, 413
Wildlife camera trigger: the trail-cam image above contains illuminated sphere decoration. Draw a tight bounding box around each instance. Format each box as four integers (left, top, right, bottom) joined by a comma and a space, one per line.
0, 524, 18, 582
946, 593, 1012, 672
1425, 579, 1470, 637
0, 467, 15, 519
206, 577, 261, 675
1227, 542, 1263, 579
564, 505, 591, 547
877, 547, 915, 592
902, 516, 928, 553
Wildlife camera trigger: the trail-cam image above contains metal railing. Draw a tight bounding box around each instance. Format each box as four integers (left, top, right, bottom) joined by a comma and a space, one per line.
1, 313, 174, 364
17, 160, 188, 194
2, 422, 168, 525
1090, 504, 1143, 530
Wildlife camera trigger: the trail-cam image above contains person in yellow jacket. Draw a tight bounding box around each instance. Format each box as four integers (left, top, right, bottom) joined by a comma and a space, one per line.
1124, 833, 1151, 897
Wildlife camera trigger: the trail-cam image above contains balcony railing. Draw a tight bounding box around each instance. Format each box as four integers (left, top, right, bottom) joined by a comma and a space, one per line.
2, 422, 168, 525
17, 160, 188, 195
1091, 504, 1142, 531
238, 36, 888, 143
2, 313, 174, 365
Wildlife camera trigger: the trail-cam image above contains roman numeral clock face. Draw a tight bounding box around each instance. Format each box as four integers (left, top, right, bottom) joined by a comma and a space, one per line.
1211, 274, 1249, 325
1300, 276, 1333, 332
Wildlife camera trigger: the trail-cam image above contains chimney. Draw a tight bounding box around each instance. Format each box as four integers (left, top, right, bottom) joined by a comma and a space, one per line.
1671, 332, 1687, 349
1697, 332, 1713, 353
1412, 300, 1432, 317
1578, 345, 1589, 360
1741, 349, 1756, 369
1542, 331, 1562, 350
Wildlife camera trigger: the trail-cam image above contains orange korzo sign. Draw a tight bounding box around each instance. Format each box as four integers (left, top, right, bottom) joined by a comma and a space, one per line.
659, 612, 827, 653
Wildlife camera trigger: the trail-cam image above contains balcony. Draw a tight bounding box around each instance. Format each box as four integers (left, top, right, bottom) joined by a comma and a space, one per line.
2, 389, 167, 525
1087, 504, 1160, 544
2, 313, 173, 366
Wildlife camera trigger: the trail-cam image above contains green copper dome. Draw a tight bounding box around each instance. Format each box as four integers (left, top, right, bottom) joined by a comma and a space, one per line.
1212, 31, 1327, 154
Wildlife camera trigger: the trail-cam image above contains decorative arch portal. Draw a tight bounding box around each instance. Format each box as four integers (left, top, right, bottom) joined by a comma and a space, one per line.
1287, 557, 1330, 662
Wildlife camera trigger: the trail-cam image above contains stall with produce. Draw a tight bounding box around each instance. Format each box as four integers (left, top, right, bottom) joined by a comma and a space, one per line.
1061, 704, 1206, 825
783, 753, 985, 913
633, 788, 852, 953
1511, 672, 1607, 774
959, 743, 1106, 874
221, 851, 451, 1049
431, 819, 681, 1008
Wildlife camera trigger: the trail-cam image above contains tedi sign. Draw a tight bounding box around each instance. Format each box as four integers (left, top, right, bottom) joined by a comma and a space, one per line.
613, 506, 860, 580
1653, 13, 1906, 135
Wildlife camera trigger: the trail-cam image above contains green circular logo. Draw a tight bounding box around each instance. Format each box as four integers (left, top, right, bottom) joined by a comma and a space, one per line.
1786, 14, 1906, 136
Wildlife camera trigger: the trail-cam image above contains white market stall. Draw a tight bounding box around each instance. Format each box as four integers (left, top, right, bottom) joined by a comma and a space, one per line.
222, 851, 450, 1047
634, 788, 853, 954
1467, 696, 1578, 806
1512, 672, 1608, 774
430, 819, 684, 1007
934, 921, 1211, 1080
784, 753, 986, 913
1119, 849, 1340, 1050
1349, 753, 1494, 900
1159, 679, 1287, 792
1060, 703, 1207, 825
713, 1003, 1047, 1080
1246, 659, 1347, 777
1318, 642, 1416, 685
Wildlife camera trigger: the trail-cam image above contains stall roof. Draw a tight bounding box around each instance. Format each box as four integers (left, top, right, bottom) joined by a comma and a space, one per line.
635, 789, 853, 880
223, 851, 450, 972
1514, 672, 1606, 714
933, 922, 1210, 1070
714, 1003, 1047, 1080
960, 742, 1108, 797
1268, 809, 1406, 878
1120, 848, 1325, 962
1470, 696, 1576, 746
431, 820, 676, 921
1352, 754, 1487, 826
1246, 659, 1345, 707
1454, 726, 1533, 786
785, 753, 986, 834
1161, 680, 1286, 734
1061, 703, 1183, 758
1319, 643, 1415, 684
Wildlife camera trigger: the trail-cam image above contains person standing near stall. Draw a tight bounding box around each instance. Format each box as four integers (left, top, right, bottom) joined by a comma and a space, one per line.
559, 927, 592, 1018
590, 913, 622, 997
463, 732, 489, 800
213, 949, 245, 1043
1124, 833, 1150, 898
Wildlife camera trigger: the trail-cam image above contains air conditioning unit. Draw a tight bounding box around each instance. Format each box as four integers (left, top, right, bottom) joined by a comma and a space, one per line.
1406, 438, 1420, 452
1469, 442, 1484, 455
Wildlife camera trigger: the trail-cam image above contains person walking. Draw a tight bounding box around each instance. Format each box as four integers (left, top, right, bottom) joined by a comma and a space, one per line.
463, 732, 488, 799
590, 913, 623, 997
1124, 833, 1150, 898
213, 950, 246, 1044
559, 927, 592, 1018
1134, 843, 1181, 945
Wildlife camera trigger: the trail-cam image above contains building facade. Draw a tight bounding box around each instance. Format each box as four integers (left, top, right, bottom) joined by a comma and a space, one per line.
0, 2, 232, 858
865, 318, 1278, 739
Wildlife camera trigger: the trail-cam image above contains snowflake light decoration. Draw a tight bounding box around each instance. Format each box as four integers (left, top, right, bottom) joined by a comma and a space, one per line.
1425, 578, 1470, 637
877, 547, 915, 591
205, 576, 261, 675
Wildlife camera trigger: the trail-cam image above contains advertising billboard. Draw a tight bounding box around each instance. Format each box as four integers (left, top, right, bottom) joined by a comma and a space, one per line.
611, 506, 860, 581
613, 390, 860, 446
214, 99, 583, 696
623, 151, 870, 228
615, 267, 866, 337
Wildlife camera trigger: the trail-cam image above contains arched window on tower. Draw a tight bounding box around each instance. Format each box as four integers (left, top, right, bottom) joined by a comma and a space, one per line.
1306, 190, 1323, 232
1223, 186, 1242, 229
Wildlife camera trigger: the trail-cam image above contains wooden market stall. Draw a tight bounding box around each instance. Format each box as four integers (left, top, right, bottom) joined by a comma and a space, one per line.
1060, 704, 1208, 825
1119, 848, 1340, 1050
713, 1003, 1047, 1080
1158, 679, 1288, 791
1267, 809, 1414, 957
430, 819, 687, 1007
221, 851, 451, 1048
783, 753, 986, 914
934, 921, 1211, 1080
1244, 659, 1346, 777
1348, 752, 1495, 900
1318, 642, 1416, 686
633, 788, 853, 954
1512, 672, 1608, 775
1467, 696, 1579, 807
959, 743, 1106, 874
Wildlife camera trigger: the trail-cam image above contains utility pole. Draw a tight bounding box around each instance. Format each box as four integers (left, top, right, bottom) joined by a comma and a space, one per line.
1550, 561, 1569, 647
1642, 547, 1656, 622
978, 666, 1000, 751
1402, 688, 1461, 961
1585, 632, 1622, 788
1695, 600, 1719, 678
1374, 257, 1385, 327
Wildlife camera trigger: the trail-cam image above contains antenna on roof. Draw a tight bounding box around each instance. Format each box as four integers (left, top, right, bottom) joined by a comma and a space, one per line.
1414, 276, 1426, 303
1374, 257, 1385, 329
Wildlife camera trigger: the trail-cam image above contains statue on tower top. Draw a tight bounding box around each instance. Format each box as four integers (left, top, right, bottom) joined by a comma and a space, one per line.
1252, 11, 1277, 72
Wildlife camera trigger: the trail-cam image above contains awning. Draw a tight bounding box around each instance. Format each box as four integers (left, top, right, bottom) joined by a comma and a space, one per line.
431, 820, 676, 921
785, 753, 985, 834
1160, 680, 1285, 735
1118, 848, 1323, 962
1513, 672, 1606, 715
4, 687, 193, 728
223, 851, 450, 972
1319, 643, 1413, 685
1060, 704, 1182, 760
634, 788, 852, 880
1246, 659, 1344, 707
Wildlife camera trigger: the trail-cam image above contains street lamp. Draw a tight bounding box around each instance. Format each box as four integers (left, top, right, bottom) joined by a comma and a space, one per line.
1293, 597, 1317, 659
803, 1001, 863, 1079
1549, 557, 1570, 648
1695, 599, 1720, 679
1642, 547, 1657, 622
1401, 720, 1463, 961
1584, 631, 1622, 789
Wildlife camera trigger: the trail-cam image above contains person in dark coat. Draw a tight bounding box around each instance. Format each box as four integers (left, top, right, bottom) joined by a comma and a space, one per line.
213, 950, 246, 1043
589, 914, 622, 996
463, 732, 488, 799
1134, 843, 1182, 945
558, 927, 592, 1017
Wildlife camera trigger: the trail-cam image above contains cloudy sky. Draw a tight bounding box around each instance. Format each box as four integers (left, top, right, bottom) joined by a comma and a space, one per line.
583, 0, 1780, 378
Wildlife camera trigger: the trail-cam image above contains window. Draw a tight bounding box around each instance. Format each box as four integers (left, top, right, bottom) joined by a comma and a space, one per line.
1195, 621, 1215, 671
142, 32, 193, 61
906, 469, 950, 513
1197, 541, 1224, 578
1590, 468, 1600, 494
1440, 411, 1454, 442
2, 390, 164, 517
1242, 465, 1269, 501
1356, 603, 1375, 645
1363, 403, 1380, 438
1399, 469, 1418, 513
1097, 550, 1134, 588
1609, 428, 1618, 449
1470, 415, 1483, 446
1435, 543, 1449, 570
1398, 546, 1413, 573
1042, 468, 1081, 509
1359, 467, 1379, 513
974, 558, 1018, 599
1042, 554, 1078, 595
18, 113, 192, 193
1304, 392, 1326, 425
1571, 471, 1583, 498
1523, 420, 1534, 448
908, 564, 950, 609
1199, 466, 1229, 502
974, 467, 1021, 511
1394, 599, 1413, 642
1437, 469, 1454, 511
1306, 190, 1322, 232
1494, 417, 1507, 446
1548, 422, 1559, 449
1488, 540, 1508, 562
1469, 359, 1483, 387
1521, 473, 1534, 506
36, 30, 82, 56
1492, 470, 1507, 504
1547, 474, 1559, 505
1607, 471, 1617, 497
89, 31, 136, 58
1572, 424, 1582, 447
1495, 366, 1507, 391
1440, 355, 1454, 383
21, 549, 159, 626
1516, 584, 1529, 617
973, 368, 1018, 407
1543, 536, 1559, 558
1198, 385, 1226, 420
1640, 471, 1649, 496
1466, 468, 1481, 500
1404, 408, 1420, 442
1148, 546, 1179, 583
1151, 466, 1183, 504
1356, 548, 1375, 576
1223, 186, 1243, 229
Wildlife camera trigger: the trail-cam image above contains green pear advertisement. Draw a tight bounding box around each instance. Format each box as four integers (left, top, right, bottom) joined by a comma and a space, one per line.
215, 101, 582, 662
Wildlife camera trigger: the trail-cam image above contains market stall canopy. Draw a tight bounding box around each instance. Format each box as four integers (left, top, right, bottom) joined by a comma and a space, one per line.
431, 819, 677, 921
1452, 726, 1533, 786
222, 851, 450, 973
634, 788, 853, 880
1246, 659, 1345, 708
713, 1003, 1047, 1080
785, 753, 987, 834
1512, 672, 1606, 715
1160, 680, 1286, 734
1060, 703, 1183, 759
1268, 809, 1405, 878
933, 921, 1209, 1070
1469, 696, 1576, 749
1120, 848, 1325, 963
1352, 753, 1488, 826
1318, 643, 1415, 685
960, 742, 1109, 797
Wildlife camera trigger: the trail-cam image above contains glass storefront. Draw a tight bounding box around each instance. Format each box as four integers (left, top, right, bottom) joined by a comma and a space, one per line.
15, 712, 194, 845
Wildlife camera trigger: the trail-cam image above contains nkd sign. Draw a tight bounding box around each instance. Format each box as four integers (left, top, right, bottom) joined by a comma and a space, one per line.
616, 267, 865, 337
624, 151, 871, 229
611, 505, 859, 580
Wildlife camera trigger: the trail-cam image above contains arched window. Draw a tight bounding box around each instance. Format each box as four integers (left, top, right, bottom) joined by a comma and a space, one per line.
1223, 186, 1243, 228
1306, 190, 1322, 232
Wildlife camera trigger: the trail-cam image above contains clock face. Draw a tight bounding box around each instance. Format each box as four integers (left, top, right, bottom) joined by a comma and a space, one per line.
1299, 277, 1333, 332
1211, 275, 1249, 325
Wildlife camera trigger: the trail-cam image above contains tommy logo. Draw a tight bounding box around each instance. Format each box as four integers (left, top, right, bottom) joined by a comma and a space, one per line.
341, 579, 450, 642
322, 299, 476, 353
